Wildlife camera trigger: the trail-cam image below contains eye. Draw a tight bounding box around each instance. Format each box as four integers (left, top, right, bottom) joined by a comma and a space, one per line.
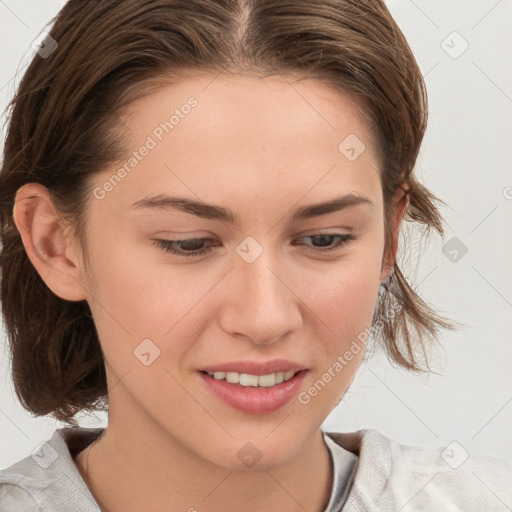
153, 237, 217, 257
153, 233, 355, 258
294, 233, 355, 253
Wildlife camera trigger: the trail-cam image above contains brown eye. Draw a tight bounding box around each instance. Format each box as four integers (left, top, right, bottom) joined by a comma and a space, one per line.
153, 238, 217, 257
295, 234, 355, 253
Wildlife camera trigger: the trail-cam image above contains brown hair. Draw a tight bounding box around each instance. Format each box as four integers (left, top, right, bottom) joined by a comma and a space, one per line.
0, 0, 456, 425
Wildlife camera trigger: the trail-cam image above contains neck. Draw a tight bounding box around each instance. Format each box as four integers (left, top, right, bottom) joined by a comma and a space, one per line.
75, 419, 333, 512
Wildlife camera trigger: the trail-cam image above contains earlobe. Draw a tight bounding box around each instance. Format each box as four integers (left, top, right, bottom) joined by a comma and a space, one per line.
12, 183, 88, 302
379, 186, 410, 282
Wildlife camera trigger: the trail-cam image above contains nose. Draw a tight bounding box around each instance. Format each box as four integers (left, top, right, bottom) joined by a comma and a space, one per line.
218, 246, 303, 345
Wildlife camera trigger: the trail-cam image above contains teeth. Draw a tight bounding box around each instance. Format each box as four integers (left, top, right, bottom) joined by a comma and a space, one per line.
257, 373, 275, 387
208, 370, 298, 387
226, 372, 239, 384
240, 373, 259, 386
284, 370, 295, 380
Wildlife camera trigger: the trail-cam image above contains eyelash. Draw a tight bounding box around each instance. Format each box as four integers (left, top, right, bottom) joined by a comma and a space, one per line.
153, 233, 355, 258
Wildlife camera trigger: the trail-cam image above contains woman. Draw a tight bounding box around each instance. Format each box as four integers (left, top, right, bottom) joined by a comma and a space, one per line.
0, 1, 510, 511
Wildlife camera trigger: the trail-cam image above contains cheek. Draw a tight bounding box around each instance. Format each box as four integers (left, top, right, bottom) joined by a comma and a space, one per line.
83, 237, 216, 369
301, 251, 383, 345
81, 236, 165, 364
85, 233, 170, 329
295, 261, 381, 413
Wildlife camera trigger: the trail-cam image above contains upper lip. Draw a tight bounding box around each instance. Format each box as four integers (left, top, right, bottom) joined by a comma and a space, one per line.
199, 359, 308, 376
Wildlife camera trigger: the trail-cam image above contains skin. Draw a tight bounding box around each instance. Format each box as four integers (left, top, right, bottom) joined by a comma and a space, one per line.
13, 73, 408, 512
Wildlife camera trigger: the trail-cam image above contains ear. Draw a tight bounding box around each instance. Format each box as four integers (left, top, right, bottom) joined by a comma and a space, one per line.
380, 185, 409, 282
12, 183, 88, 301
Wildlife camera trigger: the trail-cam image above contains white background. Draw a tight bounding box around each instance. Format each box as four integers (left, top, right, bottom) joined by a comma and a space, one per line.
1, 0, 511, 469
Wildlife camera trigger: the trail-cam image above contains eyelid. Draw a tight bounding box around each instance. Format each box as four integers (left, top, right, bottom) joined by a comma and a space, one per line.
152, 232, 355, 258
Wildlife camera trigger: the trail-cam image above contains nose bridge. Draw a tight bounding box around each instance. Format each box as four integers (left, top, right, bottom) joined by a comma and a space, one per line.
241, 249, 281, 307
221, 237, 302, 344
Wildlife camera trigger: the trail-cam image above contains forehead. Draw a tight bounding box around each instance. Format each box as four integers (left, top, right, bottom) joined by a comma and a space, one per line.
93, 73, 382, 215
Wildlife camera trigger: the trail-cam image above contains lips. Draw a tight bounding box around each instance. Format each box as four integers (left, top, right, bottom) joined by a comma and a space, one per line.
197, 359, 309, 415
204, 369, 297, 387
198, 359, 307, 376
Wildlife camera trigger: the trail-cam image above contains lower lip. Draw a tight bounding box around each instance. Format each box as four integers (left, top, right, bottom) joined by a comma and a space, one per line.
198, 370, 308, 415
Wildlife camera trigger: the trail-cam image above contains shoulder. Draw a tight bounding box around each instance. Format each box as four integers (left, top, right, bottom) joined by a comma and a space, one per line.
0, 471, 40, 511
325, 428, 512, 511
0, 438, 58, 511
0, 426, 103, 512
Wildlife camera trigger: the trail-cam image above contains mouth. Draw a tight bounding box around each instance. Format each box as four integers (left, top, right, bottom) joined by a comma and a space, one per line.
199, 369, 301, 388
197, 367, 308, 415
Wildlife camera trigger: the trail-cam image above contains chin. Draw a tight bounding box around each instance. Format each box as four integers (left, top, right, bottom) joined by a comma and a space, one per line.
196, 427, 314, 472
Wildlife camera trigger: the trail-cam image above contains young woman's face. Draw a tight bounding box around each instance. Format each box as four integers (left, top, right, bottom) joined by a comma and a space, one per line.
81, 73, 393, 469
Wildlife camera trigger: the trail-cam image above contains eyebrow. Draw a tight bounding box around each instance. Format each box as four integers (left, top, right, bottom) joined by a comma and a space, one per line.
129, 193, 373, 224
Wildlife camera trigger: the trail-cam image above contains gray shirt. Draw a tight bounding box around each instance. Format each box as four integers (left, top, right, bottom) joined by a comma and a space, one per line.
1, 426, 511, 511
